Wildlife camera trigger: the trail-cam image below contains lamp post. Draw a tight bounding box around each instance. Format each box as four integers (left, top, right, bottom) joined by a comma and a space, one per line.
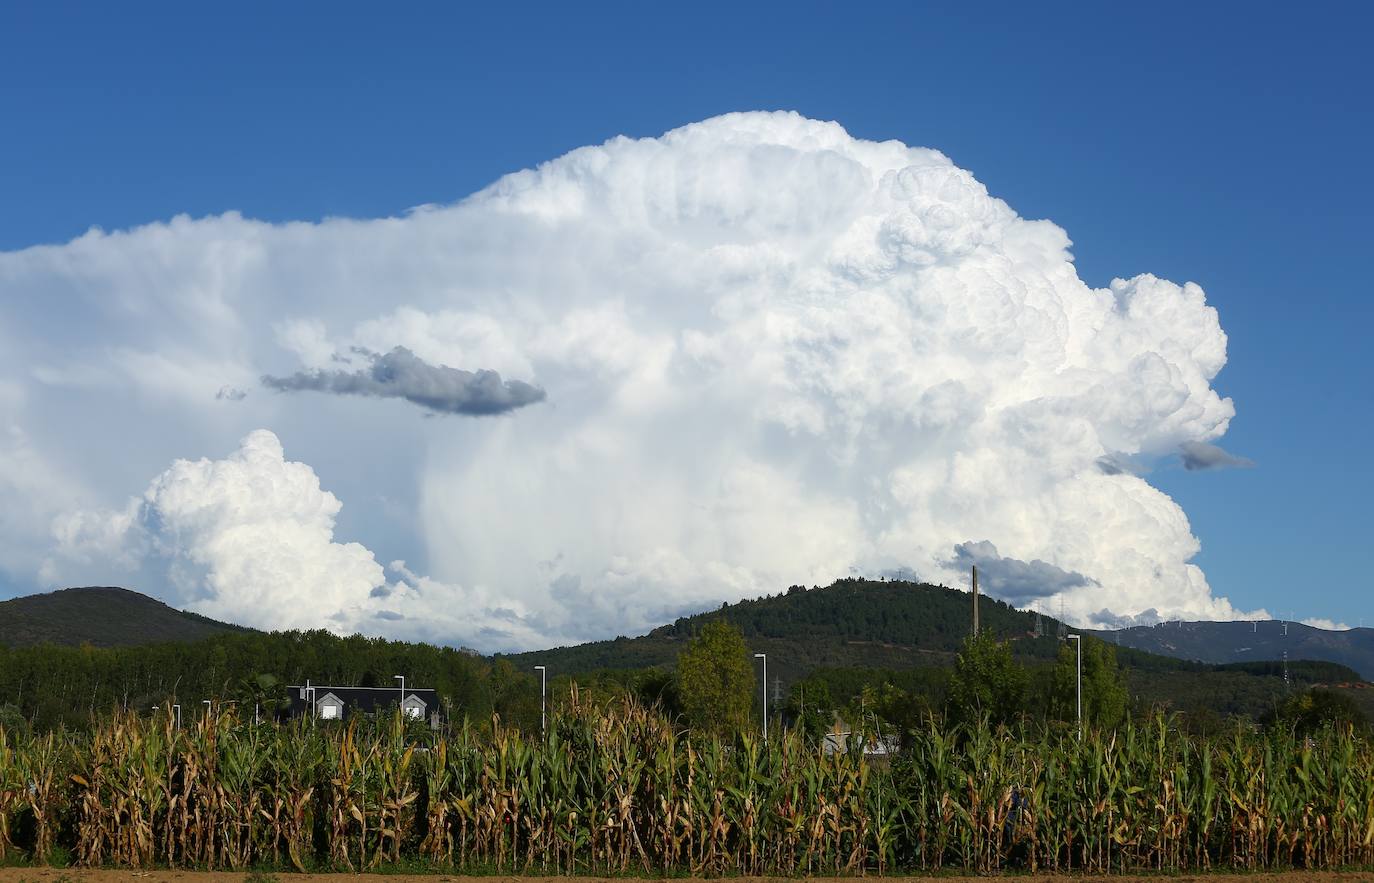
1067, 634, 1082, 732
394, 675, 405, 720
533, 665, 547, 736
753, 653, 767, 740
203, 699, 212, 718
172, 703, 181, 729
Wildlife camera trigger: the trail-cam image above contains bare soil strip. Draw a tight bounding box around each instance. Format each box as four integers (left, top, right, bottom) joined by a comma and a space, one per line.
3, 873, 1373, 882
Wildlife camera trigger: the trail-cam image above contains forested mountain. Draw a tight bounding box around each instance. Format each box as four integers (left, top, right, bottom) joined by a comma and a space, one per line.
503, 578, 1374, 725
0, 586, 251, 647
1097, 620, 1374, 680
1, 579, 1369, 733
504, 578, 1175, 684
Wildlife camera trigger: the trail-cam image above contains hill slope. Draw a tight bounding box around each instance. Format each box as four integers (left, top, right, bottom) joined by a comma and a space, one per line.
502, 579, 1374, 722
0, 586, 251, 647
1097, 620, 1374, 680
504, 578, 1189, 685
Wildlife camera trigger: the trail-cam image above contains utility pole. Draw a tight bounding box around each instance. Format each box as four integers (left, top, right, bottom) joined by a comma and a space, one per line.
394, 674, 406, 719
971, 565, 980, 637
1067, 634, 1082, 734
533, 665, 547, 737
754, 653, 768, 740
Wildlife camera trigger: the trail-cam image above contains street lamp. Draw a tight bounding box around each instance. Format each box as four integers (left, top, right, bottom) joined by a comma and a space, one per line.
533, 665, 547, 736
394, 675, 405, 720
753, 653, 767, 740
172, 703, 182, 729
1067, 634, 1082, 732
203, 699, 212, 718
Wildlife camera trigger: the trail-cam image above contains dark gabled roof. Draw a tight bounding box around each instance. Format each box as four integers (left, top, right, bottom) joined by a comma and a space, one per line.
286, 684, 441, 716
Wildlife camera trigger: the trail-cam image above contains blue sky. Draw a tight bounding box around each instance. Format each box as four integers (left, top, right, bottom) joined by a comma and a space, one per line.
1, 3, 1370, 636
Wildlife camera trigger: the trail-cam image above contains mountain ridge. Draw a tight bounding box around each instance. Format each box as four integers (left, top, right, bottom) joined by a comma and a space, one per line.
504, 577, 1374, 681
0, 586, 253, 648
5, 582, 1372, 683
1094, 619, 1374, 680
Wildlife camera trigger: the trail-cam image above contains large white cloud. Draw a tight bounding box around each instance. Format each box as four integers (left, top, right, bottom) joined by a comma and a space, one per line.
1, 111, 1259, 647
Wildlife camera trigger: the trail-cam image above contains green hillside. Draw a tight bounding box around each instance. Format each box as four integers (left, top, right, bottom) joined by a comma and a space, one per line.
505, 577, 1182, 684
503, 578, 1373, 725
1, 580, 1368, 733
0, 586, 252, 647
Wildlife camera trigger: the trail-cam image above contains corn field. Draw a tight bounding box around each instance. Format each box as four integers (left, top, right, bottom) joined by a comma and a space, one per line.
0, 697, 1371, 873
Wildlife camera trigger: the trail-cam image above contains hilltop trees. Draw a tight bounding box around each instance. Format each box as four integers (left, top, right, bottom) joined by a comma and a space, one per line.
676, 620, 756, 735
1051, 636, 1129, 729
947, 633, 1027, 726
1264, 687, 1370, 735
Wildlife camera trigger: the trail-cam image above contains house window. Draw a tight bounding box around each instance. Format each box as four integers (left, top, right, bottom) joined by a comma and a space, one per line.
320, 703, 340, 720
404, 702, 424, 719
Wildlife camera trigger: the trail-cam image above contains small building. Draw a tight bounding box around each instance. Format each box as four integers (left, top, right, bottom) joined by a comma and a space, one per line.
286, 684, 442, 727
822, 720, 899, 757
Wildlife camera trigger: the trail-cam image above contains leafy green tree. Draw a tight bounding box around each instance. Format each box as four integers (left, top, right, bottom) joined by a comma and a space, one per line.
1052, 636, 1129, 730
947, 634, 1027, 726
633, 668, 683, 717
236, 672, 287, 721
0, 702, 29, 737
1264, 688, 1369, 735
785, 677, 836, 743
676, 621, 755, 735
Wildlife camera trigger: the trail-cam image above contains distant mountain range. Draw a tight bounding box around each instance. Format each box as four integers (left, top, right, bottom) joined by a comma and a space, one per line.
0, 586, 251, 647
1096, 620, 1374, 681
4, 583, 1372, 686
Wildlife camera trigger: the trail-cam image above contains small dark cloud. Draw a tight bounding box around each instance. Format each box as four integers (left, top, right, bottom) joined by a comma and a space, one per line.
1179, 440, 1255, 471
1096, 453, 1147, 476
262, 346, 546, 416
216, 386, 247, 401
374, 610, 405, 621
950, 540, 1097, 606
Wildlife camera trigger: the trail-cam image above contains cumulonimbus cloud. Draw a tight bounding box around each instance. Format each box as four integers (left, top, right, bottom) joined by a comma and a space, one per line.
262, 346, 546, 416
3, 111, 1264, 646
43, 430, 549, 649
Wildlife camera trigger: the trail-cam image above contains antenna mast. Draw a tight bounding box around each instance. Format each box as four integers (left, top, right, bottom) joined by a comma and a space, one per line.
971, 565, 980, 637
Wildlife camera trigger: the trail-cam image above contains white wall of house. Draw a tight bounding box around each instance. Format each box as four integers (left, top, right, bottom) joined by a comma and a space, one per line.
318, 693, 344, 719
